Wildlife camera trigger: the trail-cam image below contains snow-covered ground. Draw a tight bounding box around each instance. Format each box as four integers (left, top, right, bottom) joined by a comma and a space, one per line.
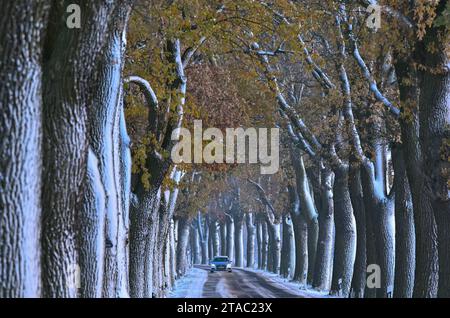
244, 268, 332, 298
168, 267, 208, 298
169, 265, 332, 298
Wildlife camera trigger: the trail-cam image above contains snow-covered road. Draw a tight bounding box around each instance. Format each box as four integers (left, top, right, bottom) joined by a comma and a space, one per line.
169, 265, 329, 298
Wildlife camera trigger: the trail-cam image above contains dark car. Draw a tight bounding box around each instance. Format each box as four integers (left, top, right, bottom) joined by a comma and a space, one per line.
210, 256, 232, 272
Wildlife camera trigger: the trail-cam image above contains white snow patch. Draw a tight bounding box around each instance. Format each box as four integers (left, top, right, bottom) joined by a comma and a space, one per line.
169, 267, 208, 298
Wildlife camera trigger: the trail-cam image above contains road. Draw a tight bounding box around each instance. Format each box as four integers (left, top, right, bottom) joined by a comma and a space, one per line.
194, 265, 318, 298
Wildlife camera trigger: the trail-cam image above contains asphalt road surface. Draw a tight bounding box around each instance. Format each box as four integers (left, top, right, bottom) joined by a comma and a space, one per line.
195, 265, 314, 298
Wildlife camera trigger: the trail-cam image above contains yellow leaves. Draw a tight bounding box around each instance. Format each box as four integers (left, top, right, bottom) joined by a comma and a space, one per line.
414, 0, 439, 40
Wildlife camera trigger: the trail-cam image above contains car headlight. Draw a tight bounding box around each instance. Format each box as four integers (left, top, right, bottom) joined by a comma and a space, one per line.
226, 264, 231, 268
211, 264, 216, 268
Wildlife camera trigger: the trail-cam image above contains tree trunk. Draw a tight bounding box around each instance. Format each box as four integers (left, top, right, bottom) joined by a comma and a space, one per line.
41, 0, 117, 297
395, 57, 439, 299
0, 0, 49, 298
246, 213, 256, 268
176, 216, 191, 277
392, 145, 415, 298
78, 150, 106, 298
261, 220, 269, 270
191, 222, 201, 265
415, 10, 450, 297
128, 186, 158, 298
330, 166, 356, 297
349, 163, 367, 298
84, 3, 131, 297
226, 216, 235, 261
307, 220, 318, 285
209, 221, 220, 258
220, 223, 227, 256
268, 222, 281, 274
313, 168, 334, 291
280, 215, 294, 278
256, 219, 263, 269
234, 213, 244, 268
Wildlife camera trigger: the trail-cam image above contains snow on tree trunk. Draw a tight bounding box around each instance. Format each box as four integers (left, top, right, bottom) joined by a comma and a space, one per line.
78, 149, 106, 298
219, 223, 227, 256
176, 216, 191, 277
312, 168, 334, 291
41, 0, 116, 297
0, 0, 49, 298
246, 213, 256, 268
209, 220, 220, 258
330, 166, 356, 298
226, 216, 235, 261
280, 215, 294, 278
349, 163, 367, 298
392, 145, 415, 298
256, 219, 263, 269
415, 9, 450, 296
261, 220, 269, 270
234, 213, 244, 268
267, 221, 281, 274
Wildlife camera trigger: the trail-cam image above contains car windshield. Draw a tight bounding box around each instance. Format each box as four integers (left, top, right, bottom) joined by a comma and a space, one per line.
213, 257, 228, 262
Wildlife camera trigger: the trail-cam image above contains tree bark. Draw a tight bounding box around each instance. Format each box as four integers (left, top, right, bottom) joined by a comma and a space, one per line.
41, 0, 116, 298
226, 216, 235, 261
176, 216, 191, 277
0, 0, 50, 298
280, 215, 294, 278
414, 8, 450, 297
392, 145, 415, 298
246, 213, 256, 268
312, 168, 334, 291
349, 163, 367, 298
234, 213, 244, 268
78, 149, 106, 298
330, 166, 356, 297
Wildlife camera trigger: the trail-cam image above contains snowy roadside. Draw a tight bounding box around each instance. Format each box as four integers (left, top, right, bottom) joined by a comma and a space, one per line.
241, 268, 333, 298
168, 267, 208, 298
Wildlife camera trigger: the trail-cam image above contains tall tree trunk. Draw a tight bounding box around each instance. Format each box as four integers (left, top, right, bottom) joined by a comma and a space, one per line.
129, 186, 159, 298
349, 163, 367, 298
0, 0, 49, 298
78, 150, 106, 298
395, 56, 439, 298
234, 213, 244, 267
261, 220, 269, 270
210, 220, 220, 258
415, 9, 450, 297
83, 3, 131, 297
330, 166, 356, 297
41, 0, 116, 297
191, 222, 201, 264
256, 219, 263, 269
360, 161, 395, 298
313, 168, 334, 291
246, 213, 256, 268
307, 220, 318, 285
280, 215, 294, 278
176, 216, 191, 277
392, 145, 415, 298
220, 223, 227, 256
226, 216, 235, 261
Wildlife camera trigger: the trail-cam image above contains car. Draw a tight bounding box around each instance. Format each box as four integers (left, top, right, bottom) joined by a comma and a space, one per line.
209, 256, 232, 273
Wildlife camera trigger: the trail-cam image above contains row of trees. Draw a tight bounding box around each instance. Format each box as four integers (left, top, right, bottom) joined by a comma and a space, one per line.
1, 0, 448, 298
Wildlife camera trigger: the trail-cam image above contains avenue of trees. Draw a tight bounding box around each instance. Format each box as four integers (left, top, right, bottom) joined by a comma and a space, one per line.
0, 0, 449, 298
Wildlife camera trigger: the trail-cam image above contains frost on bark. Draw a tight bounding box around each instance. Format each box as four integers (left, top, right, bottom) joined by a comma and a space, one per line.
349, 163, 367, 298
246, 213, 256, 268
78, 149, 106, 298
41, 0, 117, 298
392, 145, 415, 298
313, 167, 334, 291
414, 4, 449, 297
280, 215, 294, 278
176, 216, 191, 277
0, 0, 50, 298
330, 166, 356, 298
